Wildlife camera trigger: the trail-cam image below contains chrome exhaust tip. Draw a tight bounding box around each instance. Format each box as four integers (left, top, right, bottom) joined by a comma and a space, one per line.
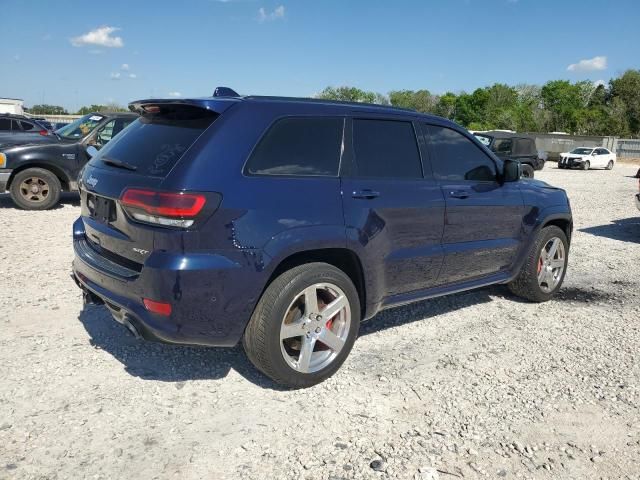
121, 315, 142, 339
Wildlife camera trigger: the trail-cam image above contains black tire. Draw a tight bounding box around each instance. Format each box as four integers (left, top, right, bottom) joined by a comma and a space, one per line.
243, 262, 360, 388
508, 225, 569, 302
9, 168, 62, 210
557, 162, 565, 169
582, 160, 590, 171
521, 164, 535, 178
606, 160, 614, 170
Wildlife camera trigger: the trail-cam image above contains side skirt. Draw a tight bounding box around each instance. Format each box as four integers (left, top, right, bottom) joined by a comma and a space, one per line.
378, 270, 513, 313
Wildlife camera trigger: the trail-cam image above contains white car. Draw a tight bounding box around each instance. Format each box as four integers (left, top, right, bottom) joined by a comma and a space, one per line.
558, 147, 616, 170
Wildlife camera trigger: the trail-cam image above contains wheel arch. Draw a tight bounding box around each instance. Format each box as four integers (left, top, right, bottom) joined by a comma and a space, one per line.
541, 215, 573, 245
7, 162, 71, 191
264, 248, 367, 319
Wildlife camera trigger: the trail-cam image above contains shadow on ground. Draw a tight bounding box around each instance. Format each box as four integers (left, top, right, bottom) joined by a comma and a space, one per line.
0, 192, 80, 209
580, 217, 640, 244
78, 285, 507, 388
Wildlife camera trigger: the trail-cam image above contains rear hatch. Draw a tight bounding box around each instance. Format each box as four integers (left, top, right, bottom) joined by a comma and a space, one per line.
78, 101, 226, 272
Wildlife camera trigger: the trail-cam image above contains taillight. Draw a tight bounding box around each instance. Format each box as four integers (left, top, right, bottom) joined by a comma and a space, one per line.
38, 129, 48, 136
121, 188, 207, 228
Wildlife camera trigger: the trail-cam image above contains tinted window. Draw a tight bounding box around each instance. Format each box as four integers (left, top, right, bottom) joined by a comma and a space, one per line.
514, 138, 534, 155
92, 107, 217, 177
11, 120, 22, 131
492, 138, 512, 154
20, 120, 36, 131
353, 119, 422, 178
427, 125, 497, 182
0, 118, 10, 130
93, 118, 134, 148
246, 117, 342, 176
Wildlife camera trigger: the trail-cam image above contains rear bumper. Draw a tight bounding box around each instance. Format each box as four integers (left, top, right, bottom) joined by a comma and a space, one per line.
72, 217, 264, 347
0, 170, 11, 192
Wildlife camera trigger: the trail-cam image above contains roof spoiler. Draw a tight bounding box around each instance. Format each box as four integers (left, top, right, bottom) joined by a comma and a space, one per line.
128, 96, 239, 115
213, 86, 240, 97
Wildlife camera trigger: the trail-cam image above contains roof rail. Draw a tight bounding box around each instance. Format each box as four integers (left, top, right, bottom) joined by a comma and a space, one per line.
243, 95, 416, 113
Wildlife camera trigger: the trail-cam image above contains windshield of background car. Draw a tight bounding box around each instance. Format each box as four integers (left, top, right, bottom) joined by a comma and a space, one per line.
474, 134, 491, 146
570, 148, 593, 155
55, 114, 105, 139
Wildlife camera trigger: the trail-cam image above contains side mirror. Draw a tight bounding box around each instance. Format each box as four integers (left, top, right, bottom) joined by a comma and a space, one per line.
592, 151, 597, 156
503, 159, 521, 182
86, 145, 99, 158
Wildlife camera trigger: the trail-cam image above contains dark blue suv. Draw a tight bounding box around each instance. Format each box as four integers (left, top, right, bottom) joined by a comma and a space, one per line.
72, 93, 572, 388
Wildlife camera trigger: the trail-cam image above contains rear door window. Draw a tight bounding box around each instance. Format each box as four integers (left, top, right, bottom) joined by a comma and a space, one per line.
246, 117, 343, 176
352, 119, 422, 178
0, 118, 10, 130
92, 107, 217, 177
19, 120, 36, 131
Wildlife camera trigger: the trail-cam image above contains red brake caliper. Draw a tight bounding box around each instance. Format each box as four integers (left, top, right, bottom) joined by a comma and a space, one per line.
537, 257, 543, 274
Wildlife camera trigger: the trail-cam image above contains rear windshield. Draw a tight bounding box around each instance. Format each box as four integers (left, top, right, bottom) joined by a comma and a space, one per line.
92, 105, 218, 177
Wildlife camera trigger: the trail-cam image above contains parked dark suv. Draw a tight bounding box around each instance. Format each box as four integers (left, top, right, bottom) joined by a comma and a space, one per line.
72, 93, 572, 388
0, 112, 136, 209
474, 131, 544, 178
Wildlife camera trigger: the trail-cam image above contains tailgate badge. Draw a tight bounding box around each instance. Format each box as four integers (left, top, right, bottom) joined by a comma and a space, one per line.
133, 248, 149, 255
86, 175, 99, 188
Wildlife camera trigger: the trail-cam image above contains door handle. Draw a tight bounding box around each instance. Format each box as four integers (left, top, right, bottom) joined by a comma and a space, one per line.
352, 189, 380, 199
448, 190, 470, 199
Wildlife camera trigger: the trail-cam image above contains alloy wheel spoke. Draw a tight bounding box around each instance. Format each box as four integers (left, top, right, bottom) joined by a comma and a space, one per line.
321, 295, 346, 321
303, 286, 319, 316
280, 319, 306, 340
297, 336, 316, 373
545, 269, 555, 286
318, 328, 345, 352
550, 258, 564, 269
537, 264, 546, 284
548, 238, 560, 259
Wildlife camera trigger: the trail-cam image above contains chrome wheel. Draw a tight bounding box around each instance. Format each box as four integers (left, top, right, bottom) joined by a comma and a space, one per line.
280, 282, 351, 374
19, 176, 50, 204
537, 237, 565, 293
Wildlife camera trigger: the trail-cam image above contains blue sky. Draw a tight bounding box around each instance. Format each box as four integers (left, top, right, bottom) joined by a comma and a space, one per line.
1, 0, 638, 111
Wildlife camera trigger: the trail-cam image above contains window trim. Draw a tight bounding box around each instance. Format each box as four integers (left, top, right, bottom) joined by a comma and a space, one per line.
242, 115, 346, 179
423, 123, 501, 184
345, 116, 426, 181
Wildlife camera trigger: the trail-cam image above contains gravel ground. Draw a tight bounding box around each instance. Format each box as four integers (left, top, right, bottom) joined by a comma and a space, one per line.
1, 163, 639, 480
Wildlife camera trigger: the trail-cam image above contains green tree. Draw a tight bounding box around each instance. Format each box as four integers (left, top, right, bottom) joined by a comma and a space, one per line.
388, 89, 437, 113
540, 80, 583, 133
435, 92, 457, 120
316, 86, 379, 104
610, 70, 640, 135
28, 104, 68, 115
76, 103, 128, 115
76, 104, 106, 115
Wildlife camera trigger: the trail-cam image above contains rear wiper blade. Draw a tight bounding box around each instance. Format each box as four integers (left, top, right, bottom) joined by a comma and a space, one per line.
102, 157, 138, 171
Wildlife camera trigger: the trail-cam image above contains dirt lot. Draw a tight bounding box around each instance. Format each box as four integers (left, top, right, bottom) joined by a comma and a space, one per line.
1, 164, 639, 480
